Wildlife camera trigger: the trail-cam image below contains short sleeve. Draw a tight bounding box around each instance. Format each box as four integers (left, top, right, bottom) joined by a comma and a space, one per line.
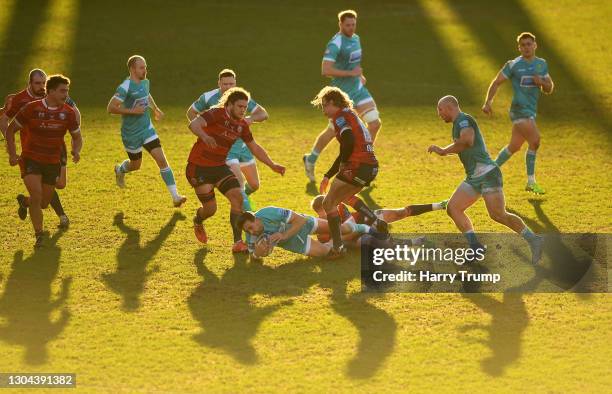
114, 81, 129, 102
501, 61, 513, 79
5, 98, 19, 118
65, 96, 76, 107
241, 123, 253, 143
200, 109, 218, 126
323, 41, 340, 62
540, 60, 549, 77
192, 94, 208, 113
334, 115, 351, 132
458, 118, 471, 131
68, 110, 80, 134
247, 99, 258, 113
14, 104, 30, 127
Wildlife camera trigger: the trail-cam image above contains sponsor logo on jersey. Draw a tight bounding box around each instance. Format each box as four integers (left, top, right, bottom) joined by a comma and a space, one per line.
349, 49, 362, 63
520, 75, 538, 88
59, 112, 66, 120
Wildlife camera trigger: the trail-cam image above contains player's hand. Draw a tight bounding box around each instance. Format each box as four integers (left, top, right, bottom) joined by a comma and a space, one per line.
269, 232, 285, 243
360, 74, 367, 85
481, 102, 493, 116
350, 65, 362, 77
154, 107, 164, 121
319, 176, 330, 194
428, 145, 445, 156
71, 150, 80, 163
532, 74, 544, 87
245, 116, 254, 125
131, 103, 146, 115
8, 154, 19, 166
199, 133, 217, 148
270, 163, 285, 175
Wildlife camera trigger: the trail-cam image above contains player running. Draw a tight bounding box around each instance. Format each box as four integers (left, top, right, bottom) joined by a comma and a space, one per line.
237, 206, 382, 259
186, 87, 285, 253
107, 55, 186, 207
429, 95, 543, 264
1, 69, 81, 228
482, 32, 554, 195
186, 68, 269, 211
303, 9, 382, 182
311, 86, 378, 258
5, 75, 83, 248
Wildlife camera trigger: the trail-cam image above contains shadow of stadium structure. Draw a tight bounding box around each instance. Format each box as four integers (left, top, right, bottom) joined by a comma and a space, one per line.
0, 230, 71, 365
189, 250, 396, 378
102, 211, 185, 312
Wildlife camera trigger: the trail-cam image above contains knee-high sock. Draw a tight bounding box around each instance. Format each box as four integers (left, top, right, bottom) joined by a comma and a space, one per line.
344, 195, 377, 224
306, 149, 319, 164
405, 204, 434, 217
160, 167, 179, 200
230, 210, 243, 242
495, 146, 513, 167
327, 210, 343, 250
50, 190, 65, 217
526, 150, 537, 183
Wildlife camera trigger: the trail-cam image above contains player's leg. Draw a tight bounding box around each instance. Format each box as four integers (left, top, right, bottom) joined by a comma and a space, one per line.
303, 123, 335, 182
192, 183, 216, 244
227, 159, 251, 211
146, 138, 186, 207
520, 119, 544, 194
218, 174, 247, 253
314, 217, 374, 237
306, 238, 332, 257
356, 98, 382, 142
482, 189, 543, 264
376, 200, 447, 223
241, 161, 259, 196
115, 149, 142, 188
494, 120, 526, 167
322, 179, 364, 254
446, 182, 482, 249
51, 144, 69, 228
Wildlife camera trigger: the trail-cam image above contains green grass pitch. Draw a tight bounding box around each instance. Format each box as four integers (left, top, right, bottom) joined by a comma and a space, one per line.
0, 0, 610, 392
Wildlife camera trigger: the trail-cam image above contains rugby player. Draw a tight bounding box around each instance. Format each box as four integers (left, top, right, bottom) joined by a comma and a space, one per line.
107, 55, 186, 207
186, 68, 268, 211
482, 32, 554, 195
1, 69, 81, 228
187, 87, 285, 253
303, 9, 381, 182
5, 75, 83, 248
311, 86, 378, 258
429, 95, 543, 264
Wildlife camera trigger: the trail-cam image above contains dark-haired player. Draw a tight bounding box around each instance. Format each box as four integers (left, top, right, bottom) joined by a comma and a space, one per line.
187, 87, 285, 253
5, 75, 83, 247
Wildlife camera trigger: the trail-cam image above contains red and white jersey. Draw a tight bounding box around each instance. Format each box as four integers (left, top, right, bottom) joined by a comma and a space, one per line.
5, 88, 42, 118
15, 99, 80, 164
188, 107, 254, 167
331, 107, 377, 166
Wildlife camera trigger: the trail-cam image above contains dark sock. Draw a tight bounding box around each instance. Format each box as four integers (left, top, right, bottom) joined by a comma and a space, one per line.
406, 204, 433, 217
194, 209, 204, 224
50, 191, 65, 217
344, 195, 377, 224
327, 210, 343, 250
230, 210, 243, 242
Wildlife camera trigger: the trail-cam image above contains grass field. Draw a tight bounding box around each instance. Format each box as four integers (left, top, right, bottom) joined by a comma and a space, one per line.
0, 0, 611, 392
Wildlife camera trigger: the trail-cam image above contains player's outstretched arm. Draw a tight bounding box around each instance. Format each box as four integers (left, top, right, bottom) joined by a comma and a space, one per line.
246, 105, 269, 124
535, 74, 554, 94
482, 70, 507, 115
188, 116, 216, 147
245, 140, 285, 175
322, 60, 362, 78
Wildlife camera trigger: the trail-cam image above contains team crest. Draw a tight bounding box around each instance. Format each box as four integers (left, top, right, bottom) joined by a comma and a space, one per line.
59, 112, 66, 120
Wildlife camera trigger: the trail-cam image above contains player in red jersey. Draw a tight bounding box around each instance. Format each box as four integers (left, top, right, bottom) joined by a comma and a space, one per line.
5, 75, 83, 248
311, 86, 378, 258
1, 69, 81, 228
186, 87, 285, 252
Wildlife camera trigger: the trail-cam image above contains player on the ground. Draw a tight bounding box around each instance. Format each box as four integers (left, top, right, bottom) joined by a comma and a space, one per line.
1, 69, 81, 228
311, 86, 378, 258
187, 87, 285, 253
429, 95, 543, 264
237, 206, 382, 258
482, 32, 554, 195
5, 75, 83, 248
107, 55, 186, 207
303, 9, 382, 182
186, 68, 268, 211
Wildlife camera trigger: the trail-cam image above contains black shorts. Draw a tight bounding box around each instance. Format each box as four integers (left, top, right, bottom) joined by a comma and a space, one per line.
127, 138, 162, 161
337, 163, 378, 188
185, 163, 240, 194
19, 157, 61, 185
60, 143, 68, 166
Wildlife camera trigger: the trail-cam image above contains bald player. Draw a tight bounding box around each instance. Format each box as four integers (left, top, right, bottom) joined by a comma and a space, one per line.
428, 95, 543, 264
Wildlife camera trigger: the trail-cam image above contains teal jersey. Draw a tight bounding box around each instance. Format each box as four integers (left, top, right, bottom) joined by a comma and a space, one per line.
501, 56, 549, 119
322, 32, 363, 94
114, 78, 153, 134
245, 206, 293, 248
452, 112, 496, 178
191, 88, 258, 113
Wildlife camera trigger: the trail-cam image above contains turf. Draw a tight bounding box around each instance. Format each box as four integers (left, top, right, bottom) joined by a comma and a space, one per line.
0, 0, 610, 392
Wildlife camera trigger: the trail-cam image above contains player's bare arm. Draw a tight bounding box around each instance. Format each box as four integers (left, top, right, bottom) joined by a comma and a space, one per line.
187, 116, 216, 148
428, 128, 475, 156
148, 94, 164, 121
107, 96, 146, 115
70, 131, 83, 163
534, 74, 554, 94
269, 212, 306, 243
322, 60, 362, 78
186, 105, 199, 122
5, 119, 22, 165
245, 140, 285, 175
245, 105, 269, 125
482, 70, 507, 115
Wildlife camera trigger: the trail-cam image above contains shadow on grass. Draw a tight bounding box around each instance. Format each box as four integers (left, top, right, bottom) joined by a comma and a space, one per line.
188, 250, 397, 378
102, 211, 185, 312
0, 230, 71, 365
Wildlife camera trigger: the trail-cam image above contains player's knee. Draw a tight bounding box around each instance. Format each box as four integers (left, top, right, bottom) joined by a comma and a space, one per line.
55, 179, 66, 189
227, 191, 243, 210
199, 201, 217, 219
488, 210, 506, 224
131, 160, 142, 170
529, 139, 540, 151
247, 181, 259, 192
446, 205, 460, 219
